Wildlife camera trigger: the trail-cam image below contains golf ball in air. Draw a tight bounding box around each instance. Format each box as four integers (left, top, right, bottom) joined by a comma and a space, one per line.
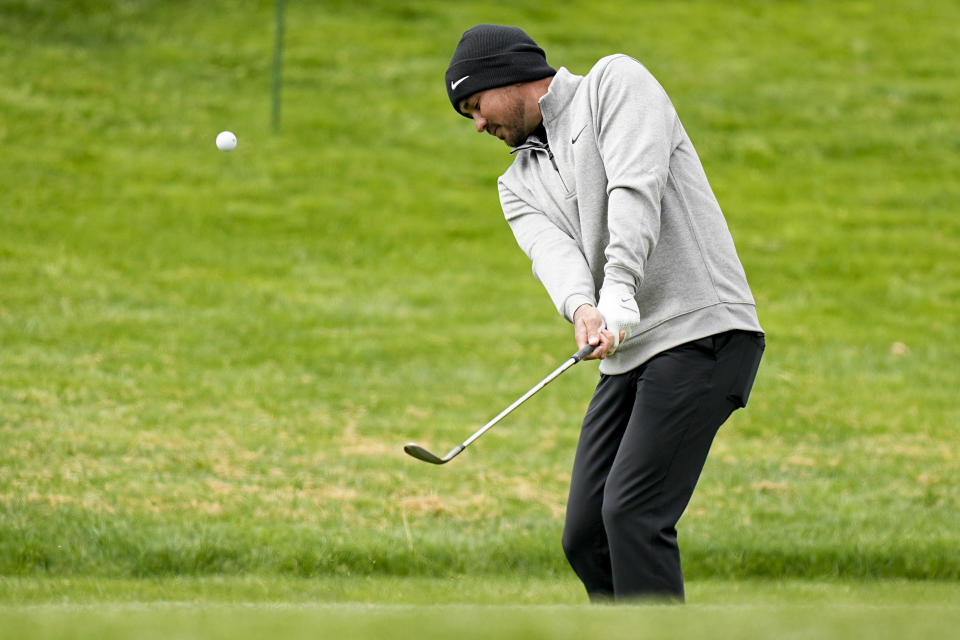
216, 131, 237, 151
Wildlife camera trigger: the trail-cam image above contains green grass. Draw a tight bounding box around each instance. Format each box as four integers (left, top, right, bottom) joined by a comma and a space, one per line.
2, 578, 960, 639
3, 577, 960, 639
1, 0, 959, 633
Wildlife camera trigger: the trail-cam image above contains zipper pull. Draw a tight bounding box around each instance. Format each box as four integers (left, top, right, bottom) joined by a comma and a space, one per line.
547, 147, 560, 173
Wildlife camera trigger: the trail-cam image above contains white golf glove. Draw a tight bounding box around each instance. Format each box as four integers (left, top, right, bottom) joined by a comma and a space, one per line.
597, 283, 642, 355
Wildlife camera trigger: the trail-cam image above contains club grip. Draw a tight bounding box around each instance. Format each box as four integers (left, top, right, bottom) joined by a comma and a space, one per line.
572, 343, 599, 363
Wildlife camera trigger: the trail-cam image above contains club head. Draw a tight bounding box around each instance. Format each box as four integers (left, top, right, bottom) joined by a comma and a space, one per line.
403, 443, 447, 465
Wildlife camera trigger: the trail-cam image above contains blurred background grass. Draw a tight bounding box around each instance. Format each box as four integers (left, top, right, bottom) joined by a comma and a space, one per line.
1, 0, 958, 586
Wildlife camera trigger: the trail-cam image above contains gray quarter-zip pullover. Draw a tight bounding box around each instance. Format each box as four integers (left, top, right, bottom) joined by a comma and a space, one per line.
498, 54, 763, 374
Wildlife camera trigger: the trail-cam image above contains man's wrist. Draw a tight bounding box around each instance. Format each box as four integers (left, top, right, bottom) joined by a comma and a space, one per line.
598, 282, 634, 305
565, 294, 598, 323
573, 302, 595, 321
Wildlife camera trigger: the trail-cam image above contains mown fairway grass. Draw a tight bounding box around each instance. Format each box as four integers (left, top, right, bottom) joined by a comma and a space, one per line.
1, 0, 958, 635
2, 577, 960, 639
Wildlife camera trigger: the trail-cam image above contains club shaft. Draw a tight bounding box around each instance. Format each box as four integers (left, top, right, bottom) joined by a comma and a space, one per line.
405, 344, 596, 464
459, 355, 579, 449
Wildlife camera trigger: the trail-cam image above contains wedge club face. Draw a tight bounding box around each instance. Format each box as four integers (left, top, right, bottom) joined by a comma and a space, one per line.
403, 443, 464, 465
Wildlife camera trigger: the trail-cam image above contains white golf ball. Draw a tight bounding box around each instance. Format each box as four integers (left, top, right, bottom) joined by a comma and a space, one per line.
216, 131, 237, 151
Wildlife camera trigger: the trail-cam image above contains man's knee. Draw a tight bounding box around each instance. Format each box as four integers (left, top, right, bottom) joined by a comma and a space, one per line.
561, 516, 597, 565
600, 486, 665, 542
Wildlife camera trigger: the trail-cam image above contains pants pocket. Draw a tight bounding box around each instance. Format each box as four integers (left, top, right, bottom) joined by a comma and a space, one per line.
726, 332, 765, 408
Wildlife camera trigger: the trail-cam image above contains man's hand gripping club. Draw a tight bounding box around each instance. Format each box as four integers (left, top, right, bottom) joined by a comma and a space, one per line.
574, 284, 642, 361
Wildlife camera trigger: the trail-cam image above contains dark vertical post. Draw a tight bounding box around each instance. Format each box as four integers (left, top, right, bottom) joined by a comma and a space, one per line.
272, 0, 285, 132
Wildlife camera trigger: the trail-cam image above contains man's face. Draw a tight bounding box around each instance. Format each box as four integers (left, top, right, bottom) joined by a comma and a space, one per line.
459, 84, 539, 147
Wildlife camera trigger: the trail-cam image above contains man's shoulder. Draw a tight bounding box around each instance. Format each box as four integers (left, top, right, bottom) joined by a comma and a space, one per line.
585, 54, 650, 82
583, 53, 668, 106
590, 53, 636, 70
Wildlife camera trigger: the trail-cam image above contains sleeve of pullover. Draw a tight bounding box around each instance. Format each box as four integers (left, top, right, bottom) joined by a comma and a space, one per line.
596, 56, 679, 294
499, 181, 596, 322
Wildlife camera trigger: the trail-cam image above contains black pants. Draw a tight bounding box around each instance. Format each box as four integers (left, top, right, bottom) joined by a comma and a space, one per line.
561, 330, 764, 602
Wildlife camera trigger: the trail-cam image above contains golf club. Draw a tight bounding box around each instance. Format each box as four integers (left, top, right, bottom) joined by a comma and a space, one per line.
403, 342, 598, 465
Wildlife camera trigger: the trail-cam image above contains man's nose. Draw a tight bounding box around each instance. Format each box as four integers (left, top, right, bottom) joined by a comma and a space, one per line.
473, 114, 487, 133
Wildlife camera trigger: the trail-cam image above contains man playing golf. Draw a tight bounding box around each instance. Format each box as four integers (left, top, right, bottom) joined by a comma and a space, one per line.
444, 24, 765, 601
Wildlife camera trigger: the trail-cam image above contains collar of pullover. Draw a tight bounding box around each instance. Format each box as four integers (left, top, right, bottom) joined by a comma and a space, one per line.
512, 67, 581, 152
537, 66, 580, 127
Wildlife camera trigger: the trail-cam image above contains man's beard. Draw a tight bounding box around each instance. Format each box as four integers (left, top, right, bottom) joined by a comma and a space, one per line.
500, 99, 532, 147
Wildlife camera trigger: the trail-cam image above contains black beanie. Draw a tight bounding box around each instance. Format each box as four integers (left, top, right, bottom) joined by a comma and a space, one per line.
445, 24, 556, 117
